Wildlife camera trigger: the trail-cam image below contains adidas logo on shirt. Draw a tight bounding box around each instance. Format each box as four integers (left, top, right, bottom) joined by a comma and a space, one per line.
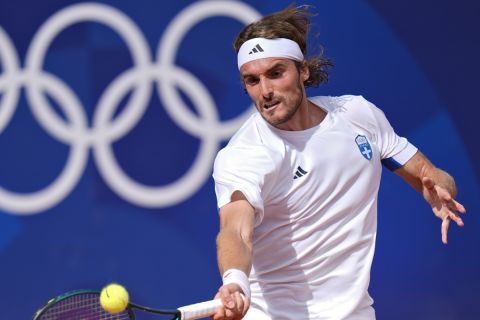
248, 44, 264, 54
293, 166, 308, 179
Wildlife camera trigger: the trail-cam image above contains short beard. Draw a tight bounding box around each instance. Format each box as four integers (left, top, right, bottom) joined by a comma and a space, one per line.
262, 79, 305, 127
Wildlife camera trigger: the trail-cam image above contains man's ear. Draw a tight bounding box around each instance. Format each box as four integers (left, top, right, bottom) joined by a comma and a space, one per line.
301, 60, 310, 82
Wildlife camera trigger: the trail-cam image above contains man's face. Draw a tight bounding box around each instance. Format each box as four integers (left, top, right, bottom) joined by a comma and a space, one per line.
240, 57, 309, 129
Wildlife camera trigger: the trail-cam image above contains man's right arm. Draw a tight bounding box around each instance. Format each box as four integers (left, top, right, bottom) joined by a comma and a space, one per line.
213, 191, 256, 320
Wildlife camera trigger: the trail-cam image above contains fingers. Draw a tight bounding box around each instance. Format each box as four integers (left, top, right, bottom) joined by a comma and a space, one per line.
223, 292, 246, 319
231, 291, 245, 316
448, 212, 464, 227
212, 286, 248, 320
443, 197, 466, 228
451, 199, 467, 214
240, 292, 250, 314
441, 216, 451, 244
433, 184, 452, 202
422, 177, 467, 244
219, 286, 235, 309
440, 203, 466, 245
435, 199, 464, 245
433, 185, 466, 216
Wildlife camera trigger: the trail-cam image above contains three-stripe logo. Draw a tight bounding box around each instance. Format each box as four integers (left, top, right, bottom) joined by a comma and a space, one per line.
248, 44, 264, 54
293, 166, 308, 179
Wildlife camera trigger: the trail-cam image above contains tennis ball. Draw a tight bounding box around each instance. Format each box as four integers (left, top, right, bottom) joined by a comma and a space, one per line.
100, 283, 129, 314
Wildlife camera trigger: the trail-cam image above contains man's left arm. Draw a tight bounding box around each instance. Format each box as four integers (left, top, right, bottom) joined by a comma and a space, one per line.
394, 151, 467, 244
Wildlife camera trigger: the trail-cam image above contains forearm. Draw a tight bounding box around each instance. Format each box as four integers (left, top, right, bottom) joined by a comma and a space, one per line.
396, 151, 457, 197
213, 228, 252, 320
216, 228, 252, 275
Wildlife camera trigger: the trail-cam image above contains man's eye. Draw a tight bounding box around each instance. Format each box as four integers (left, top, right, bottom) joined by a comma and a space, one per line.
269, 70, 283, 78
245, 78, 259, 85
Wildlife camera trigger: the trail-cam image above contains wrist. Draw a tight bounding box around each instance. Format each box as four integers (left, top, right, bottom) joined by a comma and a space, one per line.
222, 269, 251, 298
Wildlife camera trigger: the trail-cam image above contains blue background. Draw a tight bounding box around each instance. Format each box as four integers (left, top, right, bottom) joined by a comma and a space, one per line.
0, 1, 479, 319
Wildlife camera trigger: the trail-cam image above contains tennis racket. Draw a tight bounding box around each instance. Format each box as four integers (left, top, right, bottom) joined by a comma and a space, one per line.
33, 289, 222, 320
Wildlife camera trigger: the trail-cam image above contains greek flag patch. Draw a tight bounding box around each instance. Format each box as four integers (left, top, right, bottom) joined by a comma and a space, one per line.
355, 135, 373, 160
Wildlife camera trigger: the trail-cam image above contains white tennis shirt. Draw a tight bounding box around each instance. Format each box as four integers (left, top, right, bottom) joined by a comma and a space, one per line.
213, 95, 417, 319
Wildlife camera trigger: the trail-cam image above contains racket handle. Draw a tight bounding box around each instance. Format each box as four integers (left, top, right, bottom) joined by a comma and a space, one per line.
178, 298, 222, 320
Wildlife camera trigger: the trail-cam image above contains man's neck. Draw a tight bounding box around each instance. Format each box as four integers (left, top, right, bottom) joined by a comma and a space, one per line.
275, 100, 327, 131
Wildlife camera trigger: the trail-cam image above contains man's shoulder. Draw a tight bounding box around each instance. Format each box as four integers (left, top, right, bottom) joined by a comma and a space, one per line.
222, 112, 283, 152
215, 114, 284, 172
225, 112, 262, 146
309, 95, 371, 112
214, 141, 283, 180
312, 95, 378, 124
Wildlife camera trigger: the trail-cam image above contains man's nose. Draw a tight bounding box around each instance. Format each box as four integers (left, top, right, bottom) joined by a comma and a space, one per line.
259, 78, 273, 99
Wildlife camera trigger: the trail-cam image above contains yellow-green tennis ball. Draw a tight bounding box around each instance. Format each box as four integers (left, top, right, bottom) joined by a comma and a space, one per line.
100, 283, 129, 314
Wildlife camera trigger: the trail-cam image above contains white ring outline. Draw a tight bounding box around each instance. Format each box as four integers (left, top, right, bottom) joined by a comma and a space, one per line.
24, 2, 152, 144
156, 0, 259, 139
0, 27, 21, 135
94, 65, 219, 207
0, 1, 261, 214
0, 72, 89, 213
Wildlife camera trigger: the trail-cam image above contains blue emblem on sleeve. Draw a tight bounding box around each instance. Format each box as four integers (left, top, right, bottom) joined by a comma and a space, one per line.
355, 135, 373, 160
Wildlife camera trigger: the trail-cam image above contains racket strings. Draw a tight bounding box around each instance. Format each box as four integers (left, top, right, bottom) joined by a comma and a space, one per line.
38, 293, 130, 320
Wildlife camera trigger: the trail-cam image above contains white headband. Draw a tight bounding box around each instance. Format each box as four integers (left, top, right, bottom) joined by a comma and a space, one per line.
237, 37, 304, 70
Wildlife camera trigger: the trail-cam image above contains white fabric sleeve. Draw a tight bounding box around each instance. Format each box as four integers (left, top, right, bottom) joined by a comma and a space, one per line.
366, 99, 418, 170
341, 95, 417, 171
212, 145, 278, 226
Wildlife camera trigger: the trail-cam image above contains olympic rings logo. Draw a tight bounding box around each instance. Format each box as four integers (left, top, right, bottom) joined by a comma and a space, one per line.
0, 1, 260, 215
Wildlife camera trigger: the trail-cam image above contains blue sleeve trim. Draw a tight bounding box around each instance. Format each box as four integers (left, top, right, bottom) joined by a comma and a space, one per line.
381, 157, 403, 171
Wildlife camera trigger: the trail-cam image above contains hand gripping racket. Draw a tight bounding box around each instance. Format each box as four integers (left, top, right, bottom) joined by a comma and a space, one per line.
33, 289, 222, 320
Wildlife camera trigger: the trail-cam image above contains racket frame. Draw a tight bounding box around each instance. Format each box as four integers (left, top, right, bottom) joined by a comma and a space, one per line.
32, 289, 183, 320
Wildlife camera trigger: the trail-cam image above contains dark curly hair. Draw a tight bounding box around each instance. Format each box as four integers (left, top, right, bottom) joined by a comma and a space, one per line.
234, 5, 332, 87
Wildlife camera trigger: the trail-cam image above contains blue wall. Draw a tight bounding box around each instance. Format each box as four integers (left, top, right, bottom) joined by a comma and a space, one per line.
0, 1, 478, 319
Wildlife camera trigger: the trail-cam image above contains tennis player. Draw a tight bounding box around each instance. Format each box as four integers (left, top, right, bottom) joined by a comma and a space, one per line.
211, 5, 466, 320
